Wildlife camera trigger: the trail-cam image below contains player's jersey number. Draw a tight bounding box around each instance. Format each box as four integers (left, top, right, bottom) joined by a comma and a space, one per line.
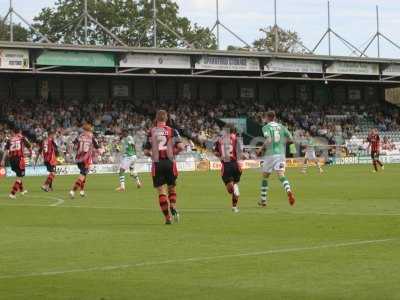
79, 141, 91, 153
271, 128, 281, 143
10, 140, 21, 151
157, 135, 168, 151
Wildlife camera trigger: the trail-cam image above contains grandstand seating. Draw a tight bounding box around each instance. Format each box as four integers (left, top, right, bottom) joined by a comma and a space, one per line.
1, 95, 400, 163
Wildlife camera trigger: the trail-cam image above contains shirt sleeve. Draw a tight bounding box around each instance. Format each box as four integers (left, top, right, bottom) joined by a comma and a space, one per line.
5, 140, 10, 151
262, 126, 271, 138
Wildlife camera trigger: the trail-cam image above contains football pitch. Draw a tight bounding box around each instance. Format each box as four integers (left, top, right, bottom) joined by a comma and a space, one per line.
0, 165, 399, 300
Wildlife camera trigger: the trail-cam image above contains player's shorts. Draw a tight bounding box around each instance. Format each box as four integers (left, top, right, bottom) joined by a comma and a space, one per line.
221, 161, 242, 185
262, 154, 286, 174
77, 162, 90, 176
305, 150, 317, 160
10, 156, 25, 177
371, 151, 380, 160
120, 155, 137, 171
44, 162, 56, 173
152, 159, 178, 188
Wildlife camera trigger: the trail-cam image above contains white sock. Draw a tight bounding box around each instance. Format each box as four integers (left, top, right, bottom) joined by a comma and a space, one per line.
119, 176, 125, 189
233, 184, 240, 197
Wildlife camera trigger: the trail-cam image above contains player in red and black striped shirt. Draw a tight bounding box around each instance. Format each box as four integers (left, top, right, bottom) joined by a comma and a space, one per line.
214, 124, 243, 213
0, 125, 31, 199
144, 110, 184, 225
69, 123, 100, 199
367, 128, 384, 172
35, 129, 59, 192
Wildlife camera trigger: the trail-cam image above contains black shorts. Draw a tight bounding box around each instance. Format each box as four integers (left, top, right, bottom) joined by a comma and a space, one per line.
371, 151, 380, 160
152, 159, 178, 188
45, 162, 56, 173
77, 162, 89, 176
10, 156, 25, 177
221, 161, 242, 185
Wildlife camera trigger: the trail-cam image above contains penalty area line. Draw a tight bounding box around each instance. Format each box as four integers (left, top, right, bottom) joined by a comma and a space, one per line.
0, 238, 396, 280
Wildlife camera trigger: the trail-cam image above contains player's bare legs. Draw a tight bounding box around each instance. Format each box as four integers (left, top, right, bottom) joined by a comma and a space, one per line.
130, 165, 142, 188
10, 176, 26, 199
70, 174, 86, 198
312, 159, 323, 173
42, 171, 55, 192
259, 172, 270, 207
277, 170, 295, 206
157, 186, 172, 224
301, 159, 308, 174
116, 168, 127, 192
232, 181, 240, 212
373, 158, 384, 172
315, 159, 324, 173
225, 181, 240, 213
168, 185, 180, 221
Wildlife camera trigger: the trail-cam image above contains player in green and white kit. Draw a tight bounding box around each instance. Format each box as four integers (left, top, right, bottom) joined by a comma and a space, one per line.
116, 129, 142, 192
257, 111, 296, 207
301, 131, 323, 174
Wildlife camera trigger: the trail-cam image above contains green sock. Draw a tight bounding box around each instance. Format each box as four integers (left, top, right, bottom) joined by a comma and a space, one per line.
260, 179, 268, 201
279, 176, 291, 193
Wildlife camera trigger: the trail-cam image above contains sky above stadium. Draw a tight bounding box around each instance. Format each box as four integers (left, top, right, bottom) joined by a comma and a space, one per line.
1, 0, 400, 58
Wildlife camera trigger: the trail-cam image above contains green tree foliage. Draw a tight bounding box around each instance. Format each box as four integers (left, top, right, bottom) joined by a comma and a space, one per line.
31, 0, 216, 49
0, 22, 29, 42
253, 26, 305, 53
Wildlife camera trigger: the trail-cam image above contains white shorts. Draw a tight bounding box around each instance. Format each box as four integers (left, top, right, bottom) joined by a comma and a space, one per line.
305, 151, 317, 160
120, 155, 137, 171
262, 155, 286, 174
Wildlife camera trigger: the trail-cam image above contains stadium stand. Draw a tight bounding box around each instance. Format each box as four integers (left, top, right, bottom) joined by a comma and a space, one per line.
1, 94, 400, 166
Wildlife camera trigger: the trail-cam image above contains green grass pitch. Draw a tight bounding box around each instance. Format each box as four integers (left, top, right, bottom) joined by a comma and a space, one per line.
0, 165, 400, 300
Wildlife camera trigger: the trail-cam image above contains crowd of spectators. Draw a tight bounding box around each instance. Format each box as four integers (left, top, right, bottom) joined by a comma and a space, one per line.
1, 96, 400, 165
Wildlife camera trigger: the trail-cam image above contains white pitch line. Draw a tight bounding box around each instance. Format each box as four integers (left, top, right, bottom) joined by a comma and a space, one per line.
0, 194, 65, 207
49, 197, 65, 207
0, 238, 396, 280
1, 201, 400, 216
282, 210, 400, 217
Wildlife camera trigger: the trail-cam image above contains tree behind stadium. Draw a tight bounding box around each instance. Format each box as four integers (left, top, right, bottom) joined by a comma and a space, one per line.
253, 26, 305, 53
31, 0, 216, 49
0, 23, 30, 42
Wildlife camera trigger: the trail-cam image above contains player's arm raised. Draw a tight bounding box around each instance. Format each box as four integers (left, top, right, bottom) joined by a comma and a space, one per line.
143, 133, 152, 157
173, 129, 184, 156
24, 137, 33, 158
92, 136, 101, 150
213, 140, 221, 158
238, 137, 247, 160
53, 140, 60, 158
0, 140, 10, 167
34, 141, 43, 168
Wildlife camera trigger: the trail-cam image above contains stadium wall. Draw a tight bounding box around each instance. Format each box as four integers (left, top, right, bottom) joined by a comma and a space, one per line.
3, 156, 400, 178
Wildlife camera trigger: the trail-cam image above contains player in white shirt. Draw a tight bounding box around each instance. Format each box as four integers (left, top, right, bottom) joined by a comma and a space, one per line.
116, 129, 142, 192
